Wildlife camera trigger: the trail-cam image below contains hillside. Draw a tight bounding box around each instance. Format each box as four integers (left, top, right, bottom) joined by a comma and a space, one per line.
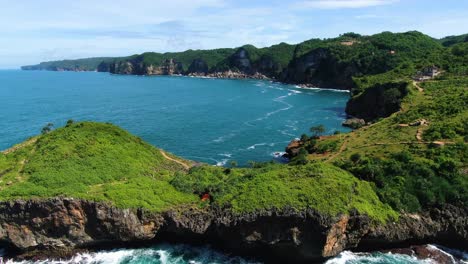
0, 121, 395, 222
287, 75, 468, 213
0, 122, 196, 211
0, 121, 466, 261
21, 57, 116, 71
22, 31, 468, 90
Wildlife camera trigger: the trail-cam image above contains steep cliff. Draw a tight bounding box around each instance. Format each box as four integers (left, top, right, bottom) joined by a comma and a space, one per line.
282, 48, 358, 89
0, 199, 465, 262
345, 82, 408, 121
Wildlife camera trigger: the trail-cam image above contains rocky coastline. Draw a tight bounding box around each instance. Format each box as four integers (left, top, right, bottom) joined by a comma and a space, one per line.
0, 198, 465, 262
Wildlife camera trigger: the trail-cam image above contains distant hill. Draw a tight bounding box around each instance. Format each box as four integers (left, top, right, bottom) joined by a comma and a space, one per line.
21, 57, 116, 71
21, 31, 468, 90
439, 34, 468, 47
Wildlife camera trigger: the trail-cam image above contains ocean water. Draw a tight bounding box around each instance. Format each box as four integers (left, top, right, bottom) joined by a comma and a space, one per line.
3, 244, 466, 264
0, 70, 350, 166
0, 71, 467, 263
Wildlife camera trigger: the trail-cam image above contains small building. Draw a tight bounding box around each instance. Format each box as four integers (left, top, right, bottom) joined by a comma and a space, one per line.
413, 66, 441, 81
422, 66, 440, 78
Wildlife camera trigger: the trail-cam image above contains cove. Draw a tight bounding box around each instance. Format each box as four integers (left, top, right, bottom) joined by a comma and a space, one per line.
0, 70, 350, 166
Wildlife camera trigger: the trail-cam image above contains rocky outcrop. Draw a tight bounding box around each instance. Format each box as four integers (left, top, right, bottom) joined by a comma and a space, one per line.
0, 198, 466, 262
284, 139, 303, 158
282, 48, 357, 90
228, 48, 253, 73
346, 82, 408, 122
145, 59, 184, 75
107, 58, 184, 76
342, 118, 366, 129
187, 58, 209, 75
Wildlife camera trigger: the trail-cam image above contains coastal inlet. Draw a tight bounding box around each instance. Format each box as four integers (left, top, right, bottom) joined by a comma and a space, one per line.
0, 70, 350, 166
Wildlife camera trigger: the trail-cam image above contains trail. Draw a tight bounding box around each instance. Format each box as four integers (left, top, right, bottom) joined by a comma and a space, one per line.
416, 127, 423, 142
413, 81, 424, 92
1, 137, 38, 155
160, 150, 191, 170
327, 138, 348, 162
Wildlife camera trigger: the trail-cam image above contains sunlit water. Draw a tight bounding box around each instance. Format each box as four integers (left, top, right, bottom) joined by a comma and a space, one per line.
0, 70, 350, 166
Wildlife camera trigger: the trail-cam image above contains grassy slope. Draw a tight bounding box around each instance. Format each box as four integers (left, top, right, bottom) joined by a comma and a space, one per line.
0, 122, 196, 211
172, 163, 397, 222
311, 76, 468, 162
0, 122, 396, 222
303, 76, 467, 211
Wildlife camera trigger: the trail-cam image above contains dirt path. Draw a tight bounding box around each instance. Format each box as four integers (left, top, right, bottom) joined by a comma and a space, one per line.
416, 128, 423, 142
326, 138, 348, 162
1, 137, 38, 155
160, 150, 191, 170
413, 81, 424, 92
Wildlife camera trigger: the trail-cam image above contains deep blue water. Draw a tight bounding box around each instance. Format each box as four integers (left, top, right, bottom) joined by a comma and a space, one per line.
0, 70, 350, 166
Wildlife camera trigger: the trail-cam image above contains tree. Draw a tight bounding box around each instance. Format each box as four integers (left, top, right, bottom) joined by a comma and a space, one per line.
230, 161, 238, 168
350, 153, 361, 164
300, 134, 310, 142
310, 125, 326, 138
41, 123, 54, 134
290, 148, 309, 165
66, 119, 74, 127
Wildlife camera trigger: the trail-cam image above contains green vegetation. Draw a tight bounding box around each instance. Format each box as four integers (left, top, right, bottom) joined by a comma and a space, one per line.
303, 75, 467, 213
0, 122, 397, 222
14, 30, 468, 222
439, 34, 468, 47
22, 31, 468, 87
21, 57, 116, 71
171, 162, 397, 222
0, 122, 196, 211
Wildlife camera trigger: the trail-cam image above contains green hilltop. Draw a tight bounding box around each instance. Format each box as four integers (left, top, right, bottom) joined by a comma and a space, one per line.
0, 121, 396, 222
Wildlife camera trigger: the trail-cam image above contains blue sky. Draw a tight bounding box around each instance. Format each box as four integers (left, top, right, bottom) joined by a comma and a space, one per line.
0, 0, 467, 68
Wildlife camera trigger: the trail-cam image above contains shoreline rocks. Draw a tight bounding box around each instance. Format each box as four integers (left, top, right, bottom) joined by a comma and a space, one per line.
0, 198, 466, 263
342, 118, 366, 129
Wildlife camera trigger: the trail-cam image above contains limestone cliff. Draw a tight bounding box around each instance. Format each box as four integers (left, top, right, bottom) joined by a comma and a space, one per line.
0, 198, 465, 262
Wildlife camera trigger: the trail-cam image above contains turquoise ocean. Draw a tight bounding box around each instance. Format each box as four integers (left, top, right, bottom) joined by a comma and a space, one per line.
1, 70, 466, 263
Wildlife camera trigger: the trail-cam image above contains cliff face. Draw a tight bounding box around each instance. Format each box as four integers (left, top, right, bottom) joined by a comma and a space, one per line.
187, 58, 209, 75
107, 59, 184, 76
0, 198, 466, 262
346, 82, 408, 121
282, 48, 358, 89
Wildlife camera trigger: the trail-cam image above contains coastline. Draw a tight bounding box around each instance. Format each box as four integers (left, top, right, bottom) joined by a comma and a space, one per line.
21, 68, 352, 93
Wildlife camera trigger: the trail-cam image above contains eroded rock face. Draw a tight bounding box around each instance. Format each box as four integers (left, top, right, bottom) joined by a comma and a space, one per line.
0, 199, 466, 262
282, 48, 356, 90
229, 48, 252, 73
0, 198, 162, 252
346, 82, 408, 122
187, 59, 209, 75
342, 118, 366, 129
284, 139, 303, 158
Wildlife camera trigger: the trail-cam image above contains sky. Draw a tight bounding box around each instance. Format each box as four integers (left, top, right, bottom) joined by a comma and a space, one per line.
0, 0, 467, 68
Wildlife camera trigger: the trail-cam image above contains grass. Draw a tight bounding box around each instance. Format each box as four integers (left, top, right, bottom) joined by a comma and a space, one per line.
303, 76, 467, 212
309, 76, 468, 162
0, 122, 196, 212
0, 121, 398, 222
172, 163, 398, 223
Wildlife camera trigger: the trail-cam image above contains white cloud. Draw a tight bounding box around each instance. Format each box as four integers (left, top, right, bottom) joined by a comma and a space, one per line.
295, 0, 397, 9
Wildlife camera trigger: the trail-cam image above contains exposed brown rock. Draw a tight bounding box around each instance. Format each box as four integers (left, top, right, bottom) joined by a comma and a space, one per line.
0, 199, 465, 262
